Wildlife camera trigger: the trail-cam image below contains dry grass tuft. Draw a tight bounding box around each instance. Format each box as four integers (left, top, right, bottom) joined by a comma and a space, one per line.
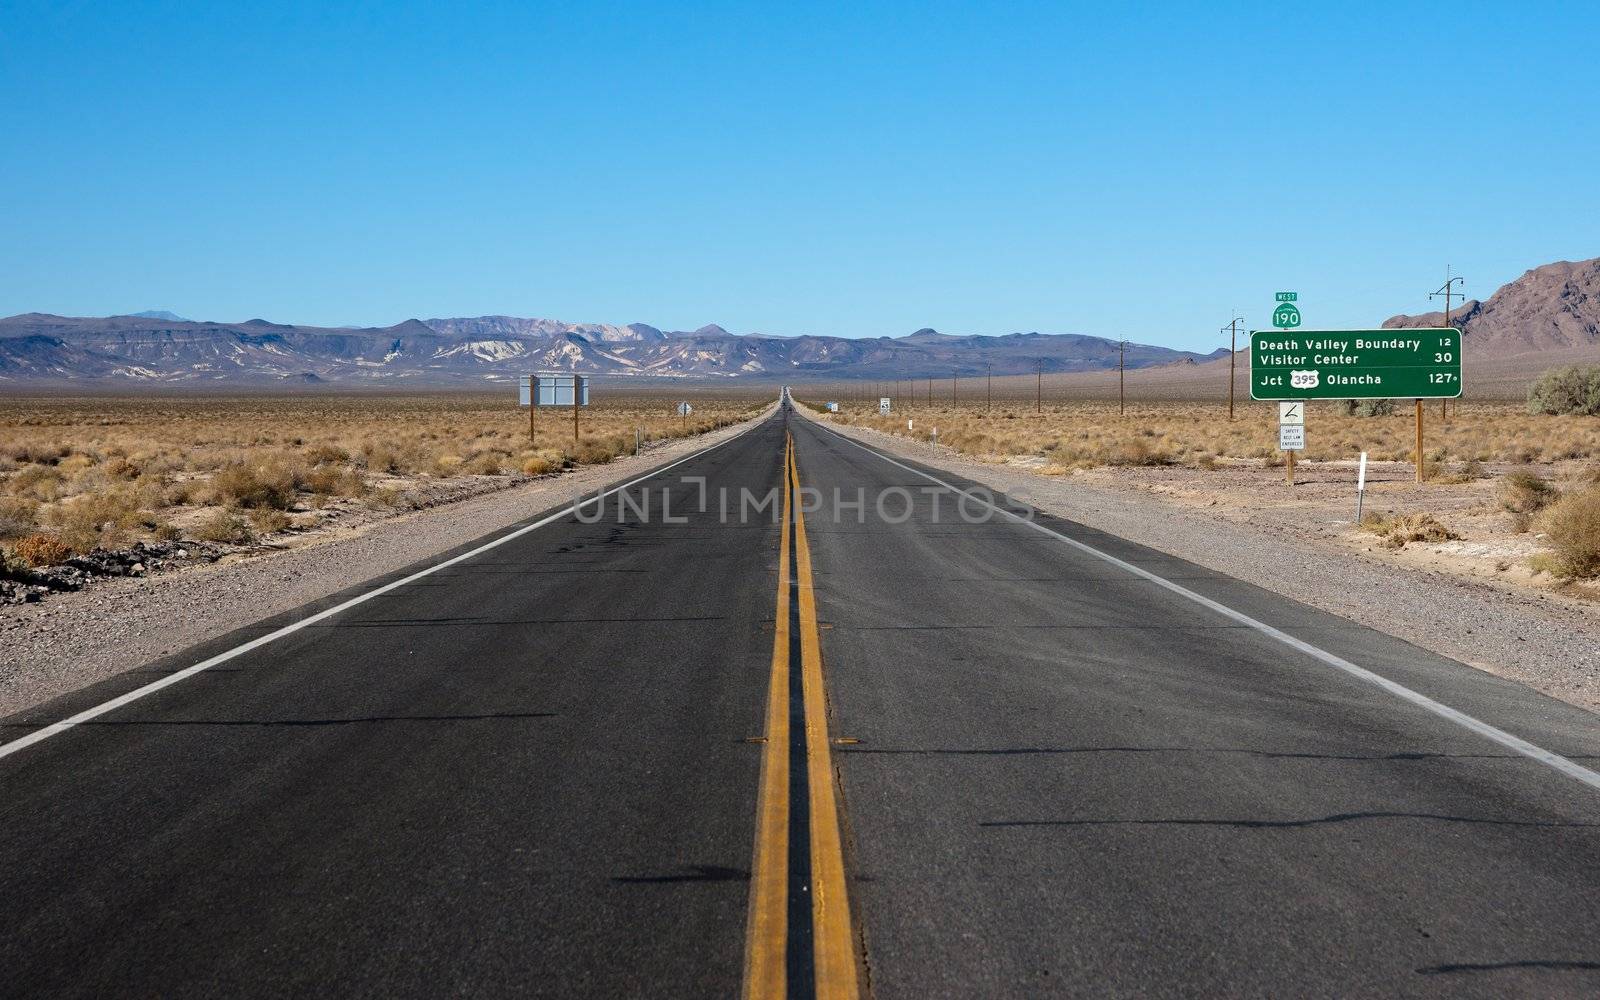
1499, 471, 1560, 514
192, 511, 254, 545
1359, 512, 1461, 549
1533, 486, 1600, 579
13, 532, 73, 567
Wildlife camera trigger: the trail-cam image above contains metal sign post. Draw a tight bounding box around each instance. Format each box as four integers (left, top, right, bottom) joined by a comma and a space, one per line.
519, 375, 536, 441
1278, 401, 1304, 486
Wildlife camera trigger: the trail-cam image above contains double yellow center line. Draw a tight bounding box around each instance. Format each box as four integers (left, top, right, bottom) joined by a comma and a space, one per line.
743, 432, 861, 1000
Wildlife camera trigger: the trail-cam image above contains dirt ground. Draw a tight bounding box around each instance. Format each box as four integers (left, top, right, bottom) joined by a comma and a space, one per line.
1057, 456, 1600, 607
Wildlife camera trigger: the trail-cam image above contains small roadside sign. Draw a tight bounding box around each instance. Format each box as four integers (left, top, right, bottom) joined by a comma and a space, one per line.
827, 402, 839, 412
879, 397, 891, 415
1279, 424, 1305, 451
676, 401, 693, 417
1275, 291, 1298, 302
1278, 401, 1304, 425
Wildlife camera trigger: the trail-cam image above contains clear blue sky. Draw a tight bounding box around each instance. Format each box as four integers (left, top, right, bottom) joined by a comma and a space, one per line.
3, 1, 1595, 351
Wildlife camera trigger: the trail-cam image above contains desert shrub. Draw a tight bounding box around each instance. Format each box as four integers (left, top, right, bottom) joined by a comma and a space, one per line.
520, 453, 561, 476
370, 486, 412, 509
210, 461, 300, 510
41, 491, 145, 552
1533, 486, 1600, 579
100, 456, 137, 479
1527, 365, 1600, 416
5, 441, 70, 465
1103, 438, 1173, 466
191, 511, 254, 545
303, 443, 350, 465
304, 465, 365, 497
1499, 471, 1559, 514
0, 496, 39, 540
249, 508, 292, 533
463, 452, 505, 476
1340, 398, 1398, 417
13, 532, 72, 567
1360, 512, 1460, 549
6, 465, 66, 501
570, 436, 629, 466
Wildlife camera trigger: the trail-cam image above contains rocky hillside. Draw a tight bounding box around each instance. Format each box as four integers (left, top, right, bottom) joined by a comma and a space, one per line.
1384, 257, 1600, 356
0, 312, 1223, 385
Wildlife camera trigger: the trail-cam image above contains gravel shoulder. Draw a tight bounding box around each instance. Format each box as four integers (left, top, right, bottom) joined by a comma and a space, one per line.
0, 408, 772, 719
806, 412, 1600, 716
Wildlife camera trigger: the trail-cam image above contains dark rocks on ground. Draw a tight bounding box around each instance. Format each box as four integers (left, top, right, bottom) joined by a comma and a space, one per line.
1, 540, 227, 606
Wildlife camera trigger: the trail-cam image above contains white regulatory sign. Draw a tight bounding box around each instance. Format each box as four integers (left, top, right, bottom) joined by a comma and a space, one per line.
1278, 401, 1304, 425
1279, 424, 1305, 451
879, 397, 891, 415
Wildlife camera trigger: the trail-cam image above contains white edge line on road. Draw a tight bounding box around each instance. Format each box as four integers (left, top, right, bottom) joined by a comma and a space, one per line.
804, 416, 1600, 794
0, 413, 771, 764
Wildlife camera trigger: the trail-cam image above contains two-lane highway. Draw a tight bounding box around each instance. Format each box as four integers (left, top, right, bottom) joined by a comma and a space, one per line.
3, 398, 1599, 997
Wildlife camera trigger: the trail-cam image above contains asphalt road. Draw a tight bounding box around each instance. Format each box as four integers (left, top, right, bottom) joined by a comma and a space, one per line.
3, 400, 1599, 997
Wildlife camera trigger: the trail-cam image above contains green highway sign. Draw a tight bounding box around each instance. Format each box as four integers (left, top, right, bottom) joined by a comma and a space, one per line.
1250, 328, 1461, 400
1271, 302, 1302, 329
1275, 291, 1298, 302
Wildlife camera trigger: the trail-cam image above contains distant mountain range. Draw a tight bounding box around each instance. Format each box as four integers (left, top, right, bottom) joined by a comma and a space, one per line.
3, 257, 1591, 386
0, 313, 1224, 385
1384, 257, 1599, 355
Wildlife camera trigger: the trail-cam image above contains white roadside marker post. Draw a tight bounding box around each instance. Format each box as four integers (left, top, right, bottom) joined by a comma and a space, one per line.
1356, 451, 1368, 523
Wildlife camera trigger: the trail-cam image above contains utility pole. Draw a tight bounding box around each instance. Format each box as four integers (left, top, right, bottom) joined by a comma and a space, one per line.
927, 376, 932, 407
1429, 266, 1464, 422
1118, 340, 1127, 416
952, 370, 958, 407
1036, 359, 1043, 415
986, 362, 993, 411
1221, 313, 1244, 420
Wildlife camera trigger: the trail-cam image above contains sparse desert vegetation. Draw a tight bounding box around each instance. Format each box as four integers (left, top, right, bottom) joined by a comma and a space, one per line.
808, 398, 1600, 471
0, 390, 766, 570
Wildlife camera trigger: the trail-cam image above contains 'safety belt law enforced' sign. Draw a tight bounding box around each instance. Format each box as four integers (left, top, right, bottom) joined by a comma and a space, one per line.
1250, 328, 1461, 400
